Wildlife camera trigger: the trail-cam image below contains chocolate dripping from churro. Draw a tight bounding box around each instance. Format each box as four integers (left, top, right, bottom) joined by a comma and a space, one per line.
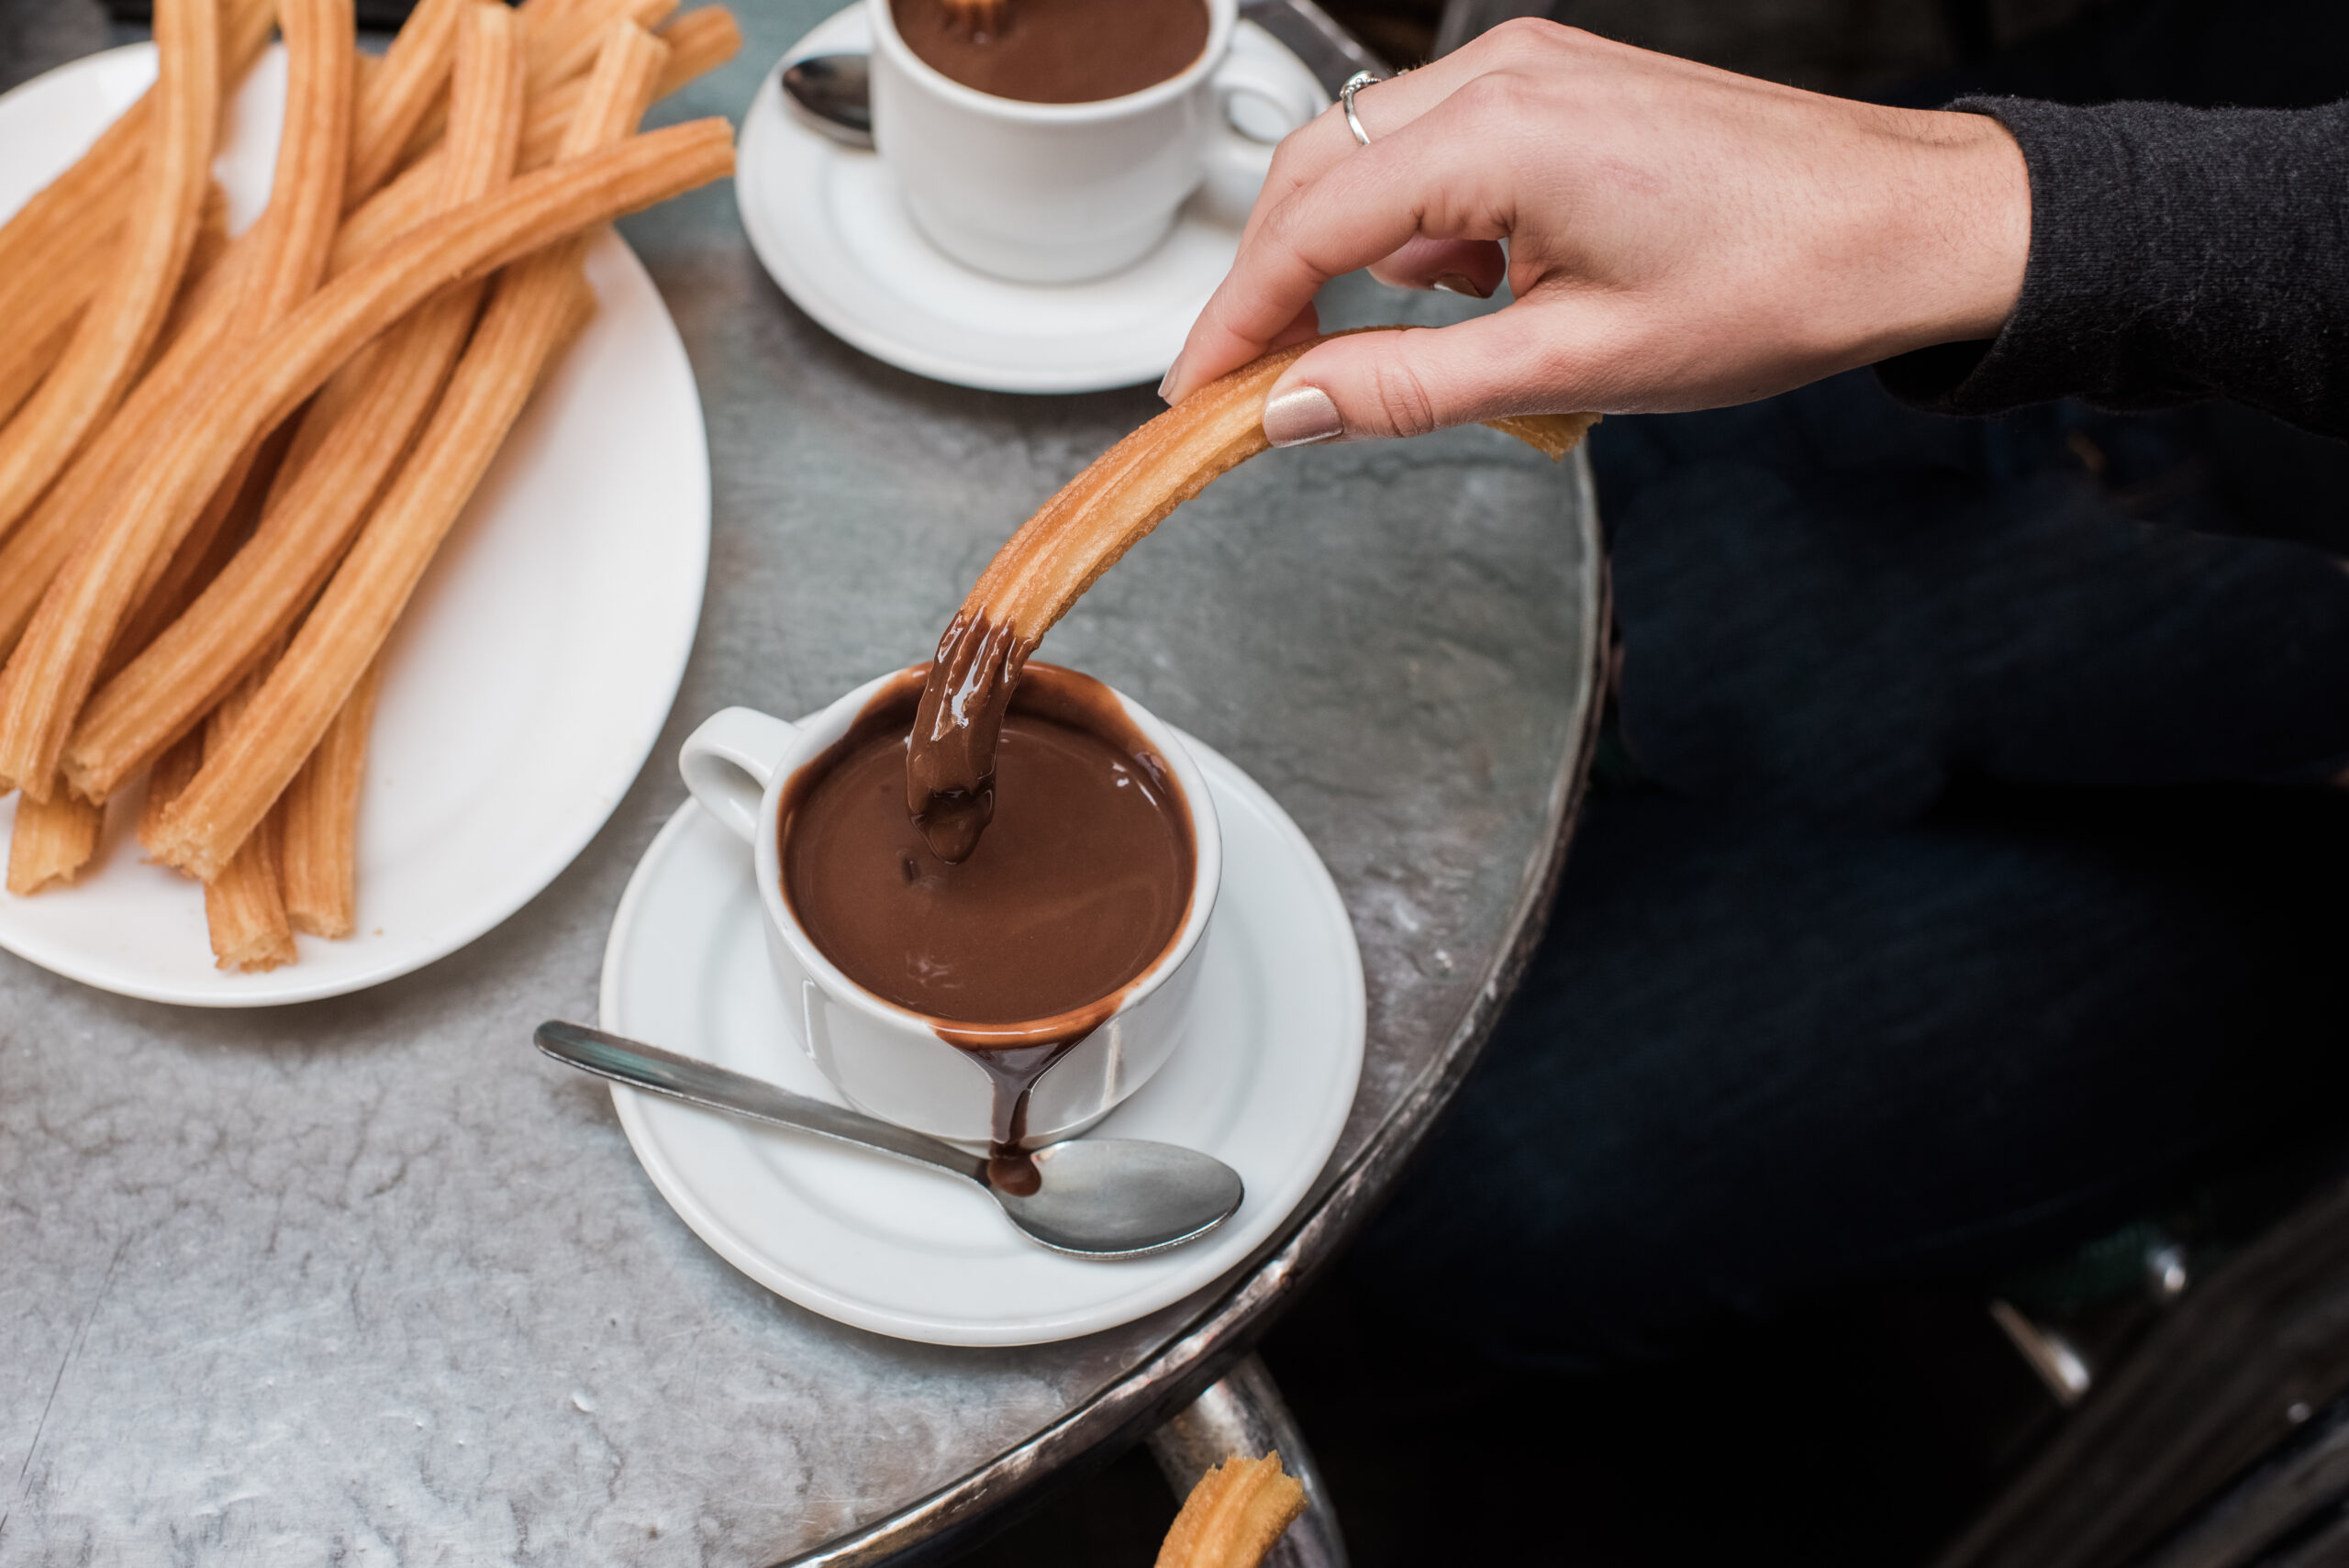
905, 609, 1037, 864
794, 665, 1193, 1192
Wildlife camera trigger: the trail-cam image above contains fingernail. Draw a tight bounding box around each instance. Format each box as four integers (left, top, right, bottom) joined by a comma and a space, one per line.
1264, 384, 1343, 448
1432, 272, 1491, 299
1156, 361, 1180, 403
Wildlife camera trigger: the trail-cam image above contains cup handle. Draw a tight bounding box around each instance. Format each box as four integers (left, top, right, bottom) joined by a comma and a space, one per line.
679, 707, 800, 846
1205, 51, 1320, 183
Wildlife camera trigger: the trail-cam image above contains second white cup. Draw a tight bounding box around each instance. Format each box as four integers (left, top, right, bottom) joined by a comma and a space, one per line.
867, 0, 1320, 283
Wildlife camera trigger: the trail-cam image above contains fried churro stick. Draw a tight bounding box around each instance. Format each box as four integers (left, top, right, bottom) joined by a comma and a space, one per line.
107, 417, 299, 693
0, 0, 275, 456
345, 0, 473, 203
10, 390, 293, 895
7, 795, 104, 896
62, 3, 532, 806
0, 0, 218, 543
334, 4, 738, 273
903, 335, 1599, 858
155, 272, 596, 881
201, 662, 296, 972
0, 169, 217, 429
1155, 1454, 1308, 1568
0, 117, 733, 802
140, 731, 206, 860
280, 652, 384, 937
148, 28, 669, 881
396, 0, 674, 165
0, 324, 77, 437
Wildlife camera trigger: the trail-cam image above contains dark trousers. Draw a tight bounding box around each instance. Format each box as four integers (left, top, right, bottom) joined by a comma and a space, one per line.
1353, 361, 2349, 1369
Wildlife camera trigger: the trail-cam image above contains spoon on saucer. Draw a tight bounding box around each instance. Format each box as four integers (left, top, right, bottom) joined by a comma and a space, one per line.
778, 54, 873, 149
535, 1020, 1244, 1258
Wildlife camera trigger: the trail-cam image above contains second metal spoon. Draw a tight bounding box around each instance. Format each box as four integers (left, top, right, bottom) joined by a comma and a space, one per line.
536, 1021, 1244, 1259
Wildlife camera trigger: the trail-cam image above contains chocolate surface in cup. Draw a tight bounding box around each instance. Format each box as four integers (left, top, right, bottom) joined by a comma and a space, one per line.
890, 0, 1210, 104
782, 665, 1196, 1192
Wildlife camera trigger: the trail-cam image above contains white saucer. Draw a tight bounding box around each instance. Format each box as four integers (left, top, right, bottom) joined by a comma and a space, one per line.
599, 729, 1364, 1346
734, 6, 1328, 395
0, 46, 708, 1006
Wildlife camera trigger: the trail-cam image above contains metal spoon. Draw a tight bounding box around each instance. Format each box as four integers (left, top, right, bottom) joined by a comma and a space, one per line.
535, 1021, 1243, 1258
778, 53, 873, 149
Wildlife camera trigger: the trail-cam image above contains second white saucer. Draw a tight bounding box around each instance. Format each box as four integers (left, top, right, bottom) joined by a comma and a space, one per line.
734, 5, 1328, 395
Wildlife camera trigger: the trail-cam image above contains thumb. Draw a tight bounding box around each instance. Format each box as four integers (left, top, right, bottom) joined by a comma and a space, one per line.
1260, 315, 1575, 447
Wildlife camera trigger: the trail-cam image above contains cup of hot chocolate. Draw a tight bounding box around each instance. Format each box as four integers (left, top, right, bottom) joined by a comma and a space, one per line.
867, 0, 1320, 283
678, 665, 1222, 1175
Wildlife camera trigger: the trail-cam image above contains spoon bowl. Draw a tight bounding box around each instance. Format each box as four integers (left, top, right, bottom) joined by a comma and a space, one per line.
535, 1021, 1243, 1258
779, 53, 874, 149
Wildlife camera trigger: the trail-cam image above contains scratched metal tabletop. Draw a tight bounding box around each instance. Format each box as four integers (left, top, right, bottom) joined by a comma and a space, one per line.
0, 1, 1603, 1561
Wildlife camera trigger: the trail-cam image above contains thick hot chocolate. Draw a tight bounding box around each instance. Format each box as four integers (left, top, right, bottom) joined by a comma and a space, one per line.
782, 665, 1195, 1192
891, 0, 1209, 105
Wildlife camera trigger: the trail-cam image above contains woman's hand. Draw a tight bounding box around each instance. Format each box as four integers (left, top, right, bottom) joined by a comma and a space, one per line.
1160, 19, 2032, 444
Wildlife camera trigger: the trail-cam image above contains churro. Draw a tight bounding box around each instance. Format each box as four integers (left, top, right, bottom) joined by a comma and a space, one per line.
344, 0, 471, 204
61, 3, 531, 806
6, 794, 104, 896
280, 653, 384, 937
0, 0, 273, 466
201, 662, 296, 972
906, 334, 1598, 859
139, 729, 205, 860
0, 116, 733, 800
147, 27, 666, 880
0, 322, 77, 436
0, 0, 217, 541
395, 0, 674, 164
334, 5, 737, 275
6, 394, 292, 895
1154, 1453, 1308, 1568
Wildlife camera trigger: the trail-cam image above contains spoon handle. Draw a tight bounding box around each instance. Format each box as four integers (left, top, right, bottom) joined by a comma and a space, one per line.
534, 1021, 989, 1185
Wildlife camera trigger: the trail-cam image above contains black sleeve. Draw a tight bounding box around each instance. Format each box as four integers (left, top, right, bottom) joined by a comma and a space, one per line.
1876, 96, 2349, 438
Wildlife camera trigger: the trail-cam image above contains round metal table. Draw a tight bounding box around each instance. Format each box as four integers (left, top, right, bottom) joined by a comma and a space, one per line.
0, 3, 1605, 1561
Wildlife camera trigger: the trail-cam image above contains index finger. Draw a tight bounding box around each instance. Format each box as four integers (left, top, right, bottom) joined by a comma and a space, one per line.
1168, 84, 1516, 401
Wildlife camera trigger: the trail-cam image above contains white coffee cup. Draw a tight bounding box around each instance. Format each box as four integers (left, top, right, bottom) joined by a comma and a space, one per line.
678, 664, 1223, 1146
867, 0, 1321, 283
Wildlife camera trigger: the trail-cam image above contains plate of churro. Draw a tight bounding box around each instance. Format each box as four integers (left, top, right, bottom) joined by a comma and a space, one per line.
0, 0, 739, 1006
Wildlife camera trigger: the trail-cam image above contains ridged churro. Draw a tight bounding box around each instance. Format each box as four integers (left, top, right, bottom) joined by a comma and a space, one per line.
1154, 1453, 1308, 1568
0, 0, 218, 541
139, 728, 205, 861
147, 26, 667, 881
280, 652, 384, 937
345, 0, 470, 203
395, 0, 674, 166
0, 116, 733, 802
61, 3, 531, 806
0, 0, 273, 468
334, 5, 739, 274
6, 794, 104, 896
906, 335, 1598, 859
200, 662, 296, 972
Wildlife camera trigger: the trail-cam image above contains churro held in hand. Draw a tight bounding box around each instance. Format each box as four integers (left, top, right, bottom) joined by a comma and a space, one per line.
906, 333, 1597, 861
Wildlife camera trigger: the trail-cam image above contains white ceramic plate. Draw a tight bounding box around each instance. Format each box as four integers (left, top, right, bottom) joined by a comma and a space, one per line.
735, 5, 1328, 395
0, 45, 709, 1006
601, 729, 1364, 1345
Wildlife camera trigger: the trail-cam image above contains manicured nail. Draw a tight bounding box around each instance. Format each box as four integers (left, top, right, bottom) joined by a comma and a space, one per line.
1263, 384, 1342, 448
1156, 361, 1180, 402
1432, 272, 1490, 299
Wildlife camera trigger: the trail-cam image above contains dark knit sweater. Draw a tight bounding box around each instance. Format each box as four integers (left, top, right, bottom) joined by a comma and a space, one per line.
1877, 96, 2349, 437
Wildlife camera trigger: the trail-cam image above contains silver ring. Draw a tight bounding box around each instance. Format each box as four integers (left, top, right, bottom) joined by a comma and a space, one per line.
1340, 70, 1383, 147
